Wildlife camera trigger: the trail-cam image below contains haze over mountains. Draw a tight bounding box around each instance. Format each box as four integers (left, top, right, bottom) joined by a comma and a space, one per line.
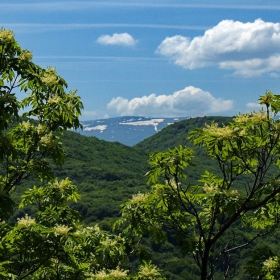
76, 116, 190, 146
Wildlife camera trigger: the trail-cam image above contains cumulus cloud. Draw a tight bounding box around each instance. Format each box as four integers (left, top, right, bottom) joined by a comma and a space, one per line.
246, 102, 263, 109
156, 19, 280, 77
97, 33, 137, 46
107, 86, 233, 117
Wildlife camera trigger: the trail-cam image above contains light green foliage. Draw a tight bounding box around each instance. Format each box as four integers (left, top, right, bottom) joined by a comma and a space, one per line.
0, 179, 126, 279
244, 246, 280, 280
0, 28, 83, 219
117, 91, 280, 279
0, 179, 164, 279
0, 29, 164, 280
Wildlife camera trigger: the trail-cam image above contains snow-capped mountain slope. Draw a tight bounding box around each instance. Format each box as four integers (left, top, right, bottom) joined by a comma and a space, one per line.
75, 116, 189, 146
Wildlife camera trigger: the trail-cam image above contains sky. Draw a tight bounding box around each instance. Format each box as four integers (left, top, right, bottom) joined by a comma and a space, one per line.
2, 0, 280, 120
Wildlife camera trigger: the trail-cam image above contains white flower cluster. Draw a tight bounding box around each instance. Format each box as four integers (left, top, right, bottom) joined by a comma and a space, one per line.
0, 29, 14, 42
204, 123, 235, 138
54, 224, 72, 235
17, 214, 36, 227
131, 192, 148, 204
19, 50, 33, 61
40, 132, 58, 148
21, 121, 32, 131
100, 237, 117, 248
41, 68, 58, 86
263, 256, 280, 271
87, 267, 128, 279
47, 95, 62, 104
138, 263, 161, 278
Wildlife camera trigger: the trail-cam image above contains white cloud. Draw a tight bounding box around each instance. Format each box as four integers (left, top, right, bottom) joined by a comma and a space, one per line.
246, 102, 263, 109
157, 19, 280, 77
97, 33, 137, 46
80, 110, 98, 121
107, 86, 233, 117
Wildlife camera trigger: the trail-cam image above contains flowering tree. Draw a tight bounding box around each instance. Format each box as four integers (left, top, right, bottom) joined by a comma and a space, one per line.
0, 29, 165, 279
117, 92, 280, 280
0, 178, 165, 279
0, 28, 84, 219
0, 179, 124, 278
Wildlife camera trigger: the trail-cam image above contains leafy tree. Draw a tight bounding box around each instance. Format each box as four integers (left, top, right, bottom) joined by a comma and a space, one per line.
117, 91, 280, 279
0, 169, 164, 279
0, 178, 165, 279
0, 28, 83, 218
0, 29, 165, 279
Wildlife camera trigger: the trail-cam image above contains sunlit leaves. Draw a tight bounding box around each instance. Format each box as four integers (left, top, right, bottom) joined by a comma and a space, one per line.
0, 180, 133, 279
146, 145, 194, 184
0, 28, 84, 216
118, 91, 280, 279
0, 28, 165, 279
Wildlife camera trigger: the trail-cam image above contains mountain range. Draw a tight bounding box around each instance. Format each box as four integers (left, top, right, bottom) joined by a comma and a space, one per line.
75, 116, 190, 146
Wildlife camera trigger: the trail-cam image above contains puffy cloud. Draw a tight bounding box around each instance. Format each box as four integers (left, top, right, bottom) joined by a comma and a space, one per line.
97, 33, 137, 46
107, 86, 233, 117
156, 19, 280, 77
246, 102, 263, 109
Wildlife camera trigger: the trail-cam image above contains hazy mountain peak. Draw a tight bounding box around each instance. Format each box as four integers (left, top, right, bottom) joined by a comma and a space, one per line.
75, 116, 189, 146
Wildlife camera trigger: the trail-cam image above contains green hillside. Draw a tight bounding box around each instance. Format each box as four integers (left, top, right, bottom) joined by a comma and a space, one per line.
135, 116, 233, 183
13, 130, 149, 226
58, 131, 150, 224
58, 116, 233, 224
135, 116, 233, 152
14, 116, 233, 225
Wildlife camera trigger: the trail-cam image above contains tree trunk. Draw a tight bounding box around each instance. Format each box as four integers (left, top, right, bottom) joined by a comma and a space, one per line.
201, 246, 211, 280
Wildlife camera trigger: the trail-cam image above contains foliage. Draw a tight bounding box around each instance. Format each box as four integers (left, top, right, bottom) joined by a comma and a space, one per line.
10, 130, 149, 226
12, 116, 233, 227
135, 116, 232, 153
135, 116, 233, 184
0, 28, 83, 219
117, 92, 280, 280
55, 131, 149, 224
0, 29, 165, 279
0, 179, 165, 279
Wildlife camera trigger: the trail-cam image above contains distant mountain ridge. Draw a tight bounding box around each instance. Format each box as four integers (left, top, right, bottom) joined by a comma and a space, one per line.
75, 116, 190, 146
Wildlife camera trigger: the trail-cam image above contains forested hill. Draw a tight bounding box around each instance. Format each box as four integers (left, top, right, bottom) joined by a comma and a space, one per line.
58, 116, 233, 223
134, 116, 233, 185
15, 130, 149, 225
13, 115, 280, 279
58, 131, 150, 225
135, 116, 233, 151
59, 116, 233, 225
15, 116, 233, 226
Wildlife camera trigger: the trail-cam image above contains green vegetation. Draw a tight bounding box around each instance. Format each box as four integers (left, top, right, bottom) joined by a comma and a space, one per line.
0, 27, 83, 219
56, 131, 149, 225
0, 28, 163, 279
135, 116, 232, 153
1, 179, 130, 279
2, 28, 280, 280
117, 92, 280, 279
136, 116, 233, 184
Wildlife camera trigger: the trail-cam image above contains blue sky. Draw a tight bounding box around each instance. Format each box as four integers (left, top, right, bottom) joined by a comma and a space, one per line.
2, 0, 280, 120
